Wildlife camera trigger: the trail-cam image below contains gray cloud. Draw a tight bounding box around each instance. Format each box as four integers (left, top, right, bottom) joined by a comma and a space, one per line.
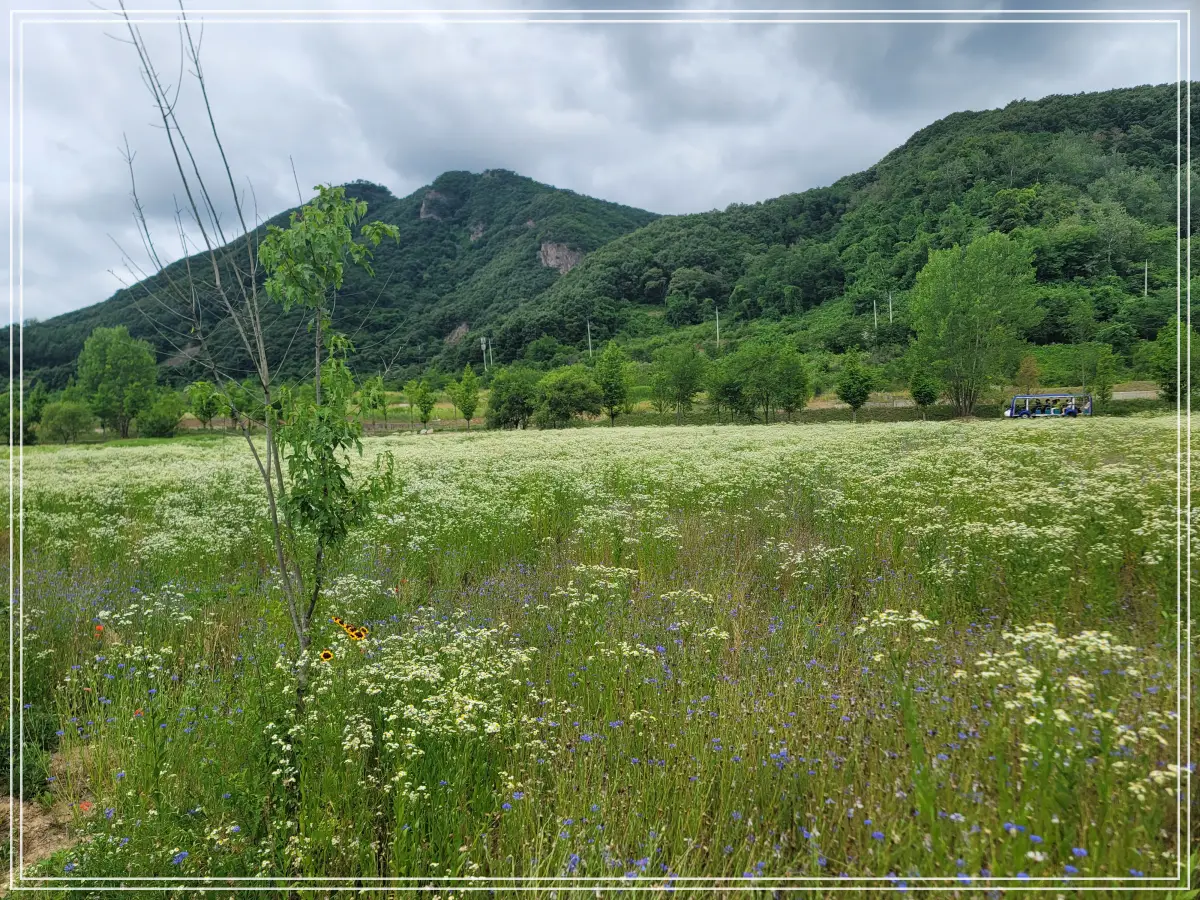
1, 0, 1184, 325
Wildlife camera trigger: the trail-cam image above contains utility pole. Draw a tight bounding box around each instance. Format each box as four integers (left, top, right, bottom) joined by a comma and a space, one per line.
488, 338, 494, 368
1144, 260, 1148, 296
715, 306, 720, 353
873, 295, 878, 332
481, 336, 488, 372
888, 291, 893, 325
587, 320, 593, 358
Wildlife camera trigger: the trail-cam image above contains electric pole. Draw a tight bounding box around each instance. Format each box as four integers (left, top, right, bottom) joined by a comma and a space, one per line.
888, 291, 893, 325
715, 306, 720, 353
1144, 260, 1148, 296
481, 336, 488, 371
873, 295, 878, 332
587, 320, 593, 358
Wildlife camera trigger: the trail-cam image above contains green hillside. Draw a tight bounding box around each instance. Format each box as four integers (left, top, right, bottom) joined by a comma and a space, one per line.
17, 81, 1196, 389
19, 170, 660, 389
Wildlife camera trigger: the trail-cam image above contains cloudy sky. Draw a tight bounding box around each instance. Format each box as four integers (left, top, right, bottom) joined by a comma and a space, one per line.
3, 0, 1187, 323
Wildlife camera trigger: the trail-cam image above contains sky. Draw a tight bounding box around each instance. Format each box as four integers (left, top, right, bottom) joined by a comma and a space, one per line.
2, 0, 1189, 324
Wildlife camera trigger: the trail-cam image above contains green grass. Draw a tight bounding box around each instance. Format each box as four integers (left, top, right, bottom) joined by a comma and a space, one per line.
3, 416, 1194, 898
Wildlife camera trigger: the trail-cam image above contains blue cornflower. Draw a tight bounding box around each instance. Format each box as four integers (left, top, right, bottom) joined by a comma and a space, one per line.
64, 862, 76, 873
171, 851, 188, 865
1030, 835, 1043, 844
104, 808, 114, 820
513, 791, 524, 800
872, 831, 885, 841
1072, 848, 1087, 858
731, 811, 742, 821
230, 826, 240, 833
1064, 865, 1079, 875
502, 802, 512, 810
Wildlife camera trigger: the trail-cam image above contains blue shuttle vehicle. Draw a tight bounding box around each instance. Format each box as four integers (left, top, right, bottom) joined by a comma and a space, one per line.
1004, 393, 1092, 418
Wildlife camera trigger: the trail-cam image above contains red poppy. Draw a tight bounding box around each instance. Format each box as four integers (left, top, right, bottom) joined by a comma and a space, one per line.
79, 802, 92, 813
134, 709, 143, 717
94, 625, 104, 633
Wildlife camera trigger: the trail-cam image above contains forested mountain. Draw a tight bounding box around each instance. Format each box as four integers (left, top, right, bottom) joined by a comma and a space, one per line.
17, 81, 1197, 389
19, 170, 660, 389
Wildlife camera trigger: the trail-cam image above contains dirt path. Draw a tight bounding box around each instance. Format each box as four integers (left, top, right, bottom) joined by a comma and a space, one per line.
0, 795, 75, 894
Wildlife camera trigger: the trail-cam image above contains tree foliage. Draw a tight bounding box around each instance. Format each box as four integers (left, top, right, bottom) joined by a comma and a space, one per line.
909, 232, 1041, 416
76, 326, 157, 438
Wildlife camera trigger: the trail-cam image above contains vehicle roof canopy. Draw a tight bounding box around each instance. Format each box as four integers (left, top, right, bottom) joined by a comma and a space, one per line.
1011, 394, 1091, 400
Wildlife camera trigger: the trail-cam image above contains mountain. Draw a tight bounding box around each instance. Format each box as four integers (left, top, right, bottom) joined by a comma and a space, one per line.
17, 81, 1197, 389
19, 170, 660, 389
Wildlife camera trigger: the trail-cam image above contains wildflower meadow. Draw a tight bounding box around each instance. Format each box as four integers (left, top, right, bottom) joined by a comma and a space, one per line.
4, 415, 1195, 897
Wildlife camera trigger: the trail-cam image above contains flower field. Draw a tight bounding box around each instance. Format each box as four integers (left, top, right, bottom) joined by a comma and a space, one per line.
4, 416, 1196, 897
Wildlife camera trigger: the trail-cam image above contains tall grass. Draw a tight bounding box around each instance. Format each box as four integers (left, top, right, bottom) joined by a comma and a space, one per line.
2, 417, 1194, 897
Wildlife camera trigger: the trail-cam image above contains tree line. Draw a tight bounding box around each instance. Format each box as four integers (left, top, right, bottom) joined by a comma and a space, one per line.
12, 228, 1195, 444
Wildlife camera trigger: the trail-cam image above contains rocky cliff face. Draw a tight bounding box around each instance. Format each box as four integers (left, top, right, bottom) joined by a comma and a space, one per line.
444, 322, 469, 345
419, 190, 447, 220
538, 241, 583, 274
469, 223, 485, 242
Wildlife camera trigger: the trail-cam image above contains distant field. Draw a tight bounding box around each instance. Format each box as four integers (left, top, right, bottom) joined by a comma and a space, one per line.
4, 416, 1195, 894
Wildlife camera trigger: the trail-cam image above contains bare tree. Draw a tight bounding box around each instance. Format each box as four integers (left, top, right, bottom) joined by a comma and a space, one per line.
110, 0, 309, 642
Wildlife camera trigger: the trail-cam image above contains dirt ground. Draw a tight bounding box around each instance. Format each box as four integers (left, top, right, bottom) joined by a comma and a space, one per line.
0, 795, 75, 893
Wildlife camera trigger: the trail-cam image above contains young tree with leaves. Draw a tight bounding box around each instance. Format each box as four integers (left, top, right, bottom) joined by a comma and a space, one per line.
413, 380, 438, 428
449, 365, 480, 429
187, 380, 221, 430
909, 366, 941, 420
358, 374, 387, 431
1149, 319, 1198, 404
38, 401, 94, 444
76, 325, 157, 438
909, 232, 1042, 416
837, 352, 874, 423
534, 365, 602, 428
655, 345, 707, 424
650, 370, 672, 424
595, 341, 631, 426
485, 366, 540, 429
1014, 355, 1040, 395
774, 348, 811, 422
138, 390, 186, 438
257, 185, 399, 703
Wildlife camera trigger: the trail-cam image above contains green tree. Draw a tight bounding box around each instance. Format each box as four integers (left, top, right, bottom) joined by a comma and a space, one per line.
705, 355, 743, 424
1014, 355, 1041, 395
413, 380, 437, 428
76, 325, 157, 438
138, 390, 186, 438
485, 366, 540, 429
38, 400, 94, 444
403, 379, 420, 430
187, 381, 221, 430
774, 348, 811, 422
448, 365, 480, 429
595, 342, 631, 426
649, 370, 672, 424
534, 365, 602, 428
1090, 345, 1118, 410
358, 374, 387, 431
837, 352, 874, 423
727, 341, 777, 423
909, 366, 941, 420
1149, 319, 1199, 404
655, 345, 708, 423
26, 381, 48, 429
258, 183, 399, 711
909, 231, 1042, 416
